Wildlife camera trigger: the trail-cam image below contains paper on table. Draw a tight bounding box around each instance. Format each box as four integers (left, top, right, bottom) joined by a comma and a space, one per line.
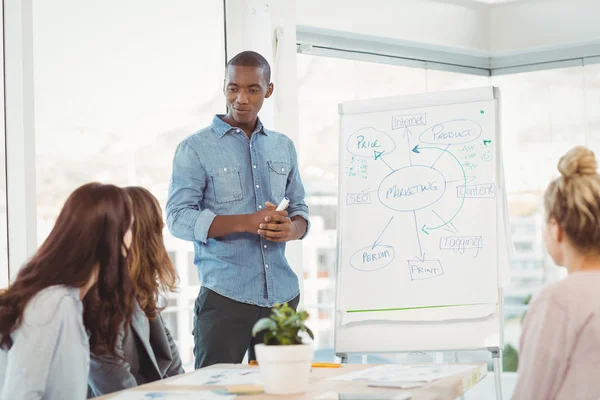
165, 368, 260, 386
109, 390, 236, 400
368, 381, 423, 389
330, 364, 475, 383
313, 391, 412, 400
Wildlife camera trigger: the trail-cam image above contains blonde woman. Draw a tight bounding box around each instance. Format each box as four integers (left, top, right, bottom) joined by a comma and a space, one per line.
89, 187, 184, 396
513, 146, 600, 400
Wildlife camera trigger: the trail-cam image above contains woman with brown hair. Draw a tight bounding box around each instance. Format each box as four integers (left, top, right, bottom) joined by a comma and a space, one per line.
0, 183, 135, 400
89, 186, 184, 396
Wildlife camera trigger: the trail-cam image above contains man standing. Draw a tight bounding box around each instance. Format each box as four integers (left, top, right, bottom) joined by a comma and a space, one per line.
166, 51, 309, 369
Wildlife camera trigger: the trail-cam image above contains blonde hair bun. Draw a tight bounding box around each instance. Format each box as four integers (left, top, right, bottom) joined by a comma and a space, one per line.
558, 146, 598, 179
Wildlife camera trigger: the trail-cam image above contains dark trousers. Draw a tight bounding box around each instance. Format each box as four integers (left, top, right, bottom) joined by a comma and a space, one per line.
192, 287, 300, 369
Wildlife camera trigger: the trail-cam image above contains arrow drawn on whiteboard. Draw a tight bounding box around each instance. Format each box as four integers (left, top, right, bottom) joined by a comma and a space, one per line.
414, 145, 466, 234
372, 216, 394, 249
446, 176, 476, 184
412, 211, 425, 261
373, 150, 385, 160
431, 144, 451, 168
432, 210, 458, 234
377, 154, 396, 172
404, 127, 413, 166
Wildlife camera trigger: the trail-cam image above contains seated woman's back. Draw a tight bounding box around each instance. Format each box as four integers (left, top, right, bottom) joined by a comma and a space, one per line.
517, 272, 600, 399
513, 146, 600, 400
0, 286, 88, 399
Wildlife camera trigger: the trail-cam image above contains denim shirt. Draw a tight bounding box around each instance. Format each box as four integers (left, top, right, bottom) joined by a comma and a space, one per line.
0, 285, 90, 400
166, 115, 310, 307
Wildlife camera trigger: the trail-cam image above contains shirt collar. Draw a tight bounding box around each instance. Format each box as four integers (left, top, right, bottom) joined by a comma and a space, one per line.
211, 114, 268, 138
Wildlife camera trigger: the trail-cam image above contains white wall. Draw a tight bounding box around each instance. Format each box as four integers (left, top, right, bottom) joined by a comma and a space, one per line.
490, 0, 600, 53
296, 0, 491, 53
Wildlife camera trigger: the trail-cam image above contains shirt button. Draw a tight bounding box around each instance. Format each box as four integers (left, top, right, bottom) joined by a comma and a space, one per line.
223, 167, 228, 172
250, 144, 253, 148
258, 205, 262, 209
253, 165, 257, 169
264, 245, 267, 249
281, 168, 285, 172
256, 185, 260, 188
236, 128, 241, 132
265, 264, 269, 269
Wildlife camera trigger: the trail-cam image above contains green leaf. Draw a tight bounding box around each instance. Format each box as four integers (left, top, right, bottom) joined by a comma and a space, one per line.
305, 326, 315, 340
297, 310, 309, 321
252, 318, 276, 337
265, 332, 277, 345
271, 308, 285, 321
282, 314, 300, 326
259, 304, 314, 345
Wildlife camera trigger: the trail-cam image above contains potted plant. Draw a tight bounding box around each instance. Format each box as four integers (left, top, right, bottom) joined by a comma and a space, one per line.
252, 302, 315, 395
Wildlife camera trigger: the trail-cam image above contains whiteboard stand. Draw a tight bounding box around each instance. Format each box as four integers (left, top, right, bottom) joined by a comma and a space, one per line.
490, 347, 503, 400
453, 351, 465, 400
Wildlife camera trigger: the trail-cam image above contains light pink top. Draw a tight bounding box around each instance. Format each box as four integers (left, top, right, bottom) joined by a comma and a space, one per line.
512, 271, 600, 400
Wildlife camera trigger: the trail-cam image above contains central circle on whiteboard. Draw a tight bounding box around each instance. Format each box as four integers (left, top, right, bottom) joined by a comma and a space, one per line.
378, 165, 447, 212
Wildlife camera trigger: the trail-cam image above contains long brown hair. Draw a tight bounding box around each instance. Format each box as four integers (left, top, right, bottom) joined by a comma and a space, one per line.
0, 183, 135, 356
124, 186, 178, 319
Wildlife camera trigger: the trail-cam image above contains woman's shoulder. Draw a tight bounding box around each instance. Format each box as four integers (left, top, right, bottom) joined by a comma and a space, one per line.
24, 285, 82, 323
30, 285, 80, 308
531, 272, 600, 316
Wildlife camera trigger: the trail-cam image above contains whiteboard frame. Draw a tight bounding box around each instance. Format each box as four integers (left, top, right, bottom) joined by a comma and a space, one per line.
333, 87, 505, 358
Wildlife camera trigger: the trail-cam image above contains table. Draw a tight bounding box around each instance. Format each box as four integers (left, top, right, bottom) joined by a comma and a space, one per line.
97, 363, 487, 400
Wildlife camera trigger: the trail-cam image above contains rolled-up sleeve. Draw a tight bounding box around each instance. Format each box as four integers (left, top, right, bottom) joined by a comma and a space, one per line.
166, 140, 216, 244
285, 139, 310, 239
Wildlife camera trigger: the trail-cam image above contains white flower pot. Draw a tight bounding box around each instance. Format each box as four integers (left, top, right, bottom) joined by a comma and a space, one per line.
254, 343, 313, 395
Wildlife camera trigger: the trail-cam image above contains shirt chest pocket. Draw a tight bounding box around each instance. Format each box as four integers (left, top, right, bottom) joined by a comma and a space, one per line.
268, 161, 290, 200
210, 166, 243, 204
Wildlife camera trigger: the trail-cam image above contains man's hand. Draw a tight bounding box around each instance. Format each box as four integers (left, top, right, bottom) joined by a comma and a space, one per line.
257, 202, 299, 242
246, 202, 288, 236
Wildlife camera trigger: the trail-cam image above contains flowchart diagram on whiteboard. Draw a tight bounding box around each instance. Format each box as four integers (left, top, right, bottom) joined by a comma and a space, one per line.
337, 88, 511, 326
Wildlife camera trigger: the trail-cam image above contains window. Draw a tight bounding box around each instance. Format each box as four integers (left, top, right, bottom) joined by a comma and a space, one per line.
0, 12, 6, 288
316, 249, 335, 278
33, 0, 225, 371
317, 288, 335, 305
168, 251, 177, 266
513, 242, 534, 252
187, 251, 200, 286
297, 53, 600, 374
584, 61, 600, 154
511, 223, 536, 235
162, 311, 179, 341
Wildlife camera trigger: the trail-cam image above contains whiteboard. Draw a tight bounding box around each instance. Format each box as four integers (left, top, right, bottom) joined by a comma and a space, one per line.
335, 87, 510, 354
